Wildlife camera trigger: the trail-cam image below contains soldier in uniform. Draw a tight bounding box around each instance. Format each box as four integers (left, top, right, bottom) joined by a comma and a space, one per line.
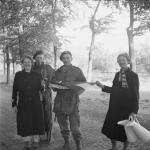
53, 51, 86, 150
32, 50, 55, 142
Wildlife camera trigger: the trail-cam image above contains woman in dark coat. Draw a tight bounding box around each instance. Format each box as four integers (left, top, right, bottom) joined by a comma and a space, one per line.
95, 53, 139, 150
12, 55, 45, 150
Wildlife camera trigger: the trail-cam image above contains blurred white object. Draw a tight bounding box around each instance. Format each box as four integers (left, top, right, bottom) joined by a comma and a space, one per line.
127, 120, 150, 142
118, 120, 138, 142
76, 82, 96, 89
49, 83, 69, 89
118, 119, 150, 143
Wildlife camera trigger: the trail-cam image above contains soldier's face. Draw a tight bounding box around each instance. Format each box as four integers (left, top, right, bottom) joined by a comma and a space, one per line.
35, 54, 44, 65
61, 54, 72, 65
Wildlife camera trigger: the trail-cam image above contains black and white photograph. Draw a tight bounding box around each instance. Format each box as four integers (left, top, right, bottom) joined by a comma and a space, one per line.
0, 0, 150, 150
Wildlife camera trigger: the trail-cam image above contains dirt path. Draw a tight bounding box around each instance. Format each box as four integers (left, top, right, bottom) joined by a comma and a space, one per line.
1, 84, 150, 150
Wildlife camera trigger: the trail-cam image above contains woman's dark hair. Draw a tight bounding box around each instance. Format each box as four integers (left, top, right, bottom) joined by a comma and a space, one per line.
21, 55, 33, 64
60, 51, 72, 61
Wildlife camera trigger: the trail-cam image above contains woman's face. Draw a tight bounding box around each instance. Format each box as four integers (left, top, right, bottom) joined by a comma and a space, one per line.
118, 56, 129, 69
61, 54, 72, 65
23, 58, 32, 71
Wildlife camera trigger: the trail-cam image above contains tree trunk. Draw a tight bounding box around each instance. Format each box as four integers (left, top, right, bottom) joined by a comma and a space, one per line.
18, 34, 24, 59
18, 25, 24, 59
12, 61, 15, 74
52, 0, 57, 69
87, 0, 101, 82
87, 32, 95, 82
127, 1, 136, 72
54, 45, 57, 69
6, 46, 10, 84
3, 53, 6, 75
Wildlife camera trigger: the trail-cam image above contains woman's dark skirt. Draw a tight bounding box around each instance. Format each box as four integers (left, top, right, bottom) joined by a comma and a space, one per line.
102, 88, 132, 142
17, 98, 45, 137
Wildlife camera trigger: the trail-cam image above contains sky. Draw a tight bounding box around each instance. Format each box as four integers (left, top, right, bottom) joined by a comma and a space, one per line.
0, 1, 150, 74
57, 1, 150, 72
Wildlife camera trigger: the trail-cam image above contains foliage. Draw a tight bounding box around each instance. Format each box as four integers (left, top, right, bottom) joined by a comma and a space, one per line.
0, 0, 73, 64
136, 43, 150, 73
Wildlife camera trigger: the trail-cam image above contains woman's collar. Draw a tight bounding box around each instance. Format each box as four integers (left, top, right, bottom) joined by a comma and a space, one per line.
120, 67, 130, 72
23, 69, 32, 73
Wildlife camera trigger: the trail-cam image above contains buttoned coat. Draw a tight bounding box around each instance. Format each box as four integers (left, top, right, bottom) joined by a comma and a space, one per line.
12, 70, 45, 136
101, 68, 139, 142
53, 65, 86, 114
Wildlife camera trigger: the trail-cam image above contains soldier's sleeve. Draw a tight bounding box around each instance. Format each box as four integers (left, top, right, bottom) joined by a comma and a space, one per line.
50, 70, 59, 92
76, 68, 87, 82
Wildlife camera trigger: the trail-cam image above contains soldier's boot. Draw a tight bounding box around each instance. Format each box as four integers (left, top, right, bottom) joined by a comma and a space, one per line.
75, 139, 82, 150
73, 134, 82, 150
61, 137, 70, 150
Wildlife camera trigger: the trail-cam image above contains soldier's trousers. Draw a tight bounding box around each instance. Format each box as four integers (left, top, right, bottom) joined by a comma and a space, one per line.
56, 111, 82, 141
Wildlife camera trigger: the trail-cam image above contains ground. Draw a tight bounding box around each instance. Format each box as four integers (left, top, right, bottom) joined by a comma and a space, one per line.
1, 76, 150, 150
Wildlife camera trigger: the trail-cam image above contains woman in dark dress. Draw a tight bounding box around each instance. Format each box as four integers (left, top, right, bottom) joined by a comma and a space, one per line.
94, 53, 139, 150
12, 55, 45, 150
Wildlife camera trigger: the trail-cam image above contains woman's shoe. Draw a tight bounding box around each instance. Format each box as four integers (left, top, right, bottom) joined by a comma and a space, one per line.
32, 142, 39, 150
61, 142, 70, 150
22, 147, 31, 150
109, 148, 118, 150
23, 141, 31, 150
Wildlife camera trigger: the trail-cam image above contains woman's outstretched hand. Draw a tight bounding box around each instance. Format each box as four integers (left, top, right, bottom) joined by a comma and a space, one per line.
88, 82, 96, 85
89, 81, 104, 89
95, 81, 105, 89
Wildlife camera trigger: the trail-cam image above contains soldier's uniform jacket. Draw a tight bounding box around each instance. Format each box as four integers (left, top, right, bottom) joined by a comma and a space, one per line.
53, 65, 86, 114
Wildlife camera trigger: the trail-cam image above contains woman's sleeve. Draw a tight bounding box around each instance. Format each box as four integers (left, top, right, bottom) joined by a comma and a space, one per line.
12, 73, 18, 107
131, 74, 139, 114
102, 73, 118, 93
102, 85, 112, 93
